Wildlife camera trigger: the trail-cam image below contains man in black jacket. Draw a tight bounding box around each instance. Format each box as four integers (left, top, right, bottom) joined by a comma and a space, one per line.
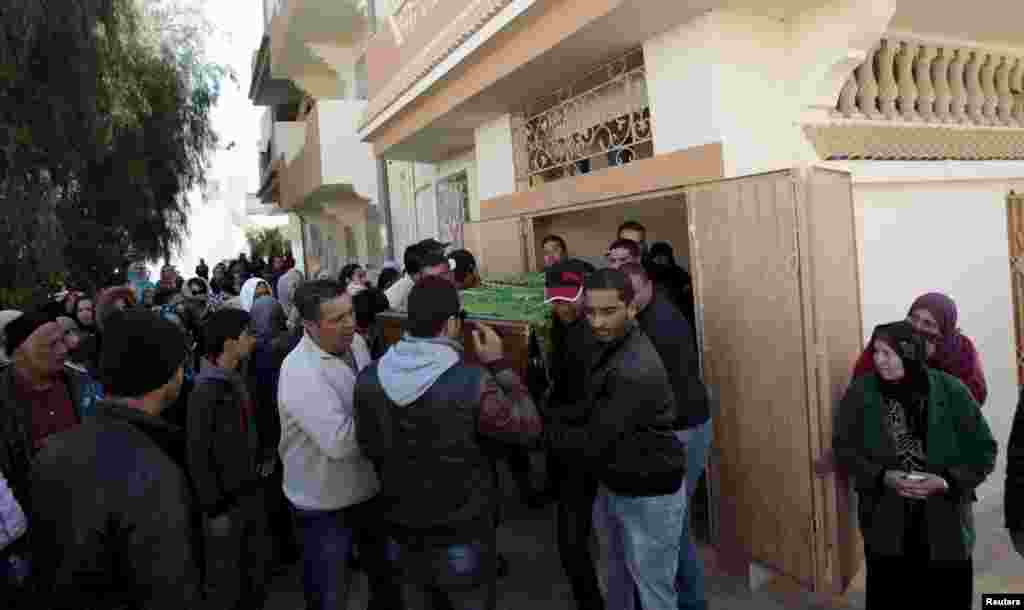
188, 308, 272, 609
625, 263, 711, 610
543, 268, 685, 610
541, 259, 604, 610
29, 310, 199, 609
354, 276, 542, 610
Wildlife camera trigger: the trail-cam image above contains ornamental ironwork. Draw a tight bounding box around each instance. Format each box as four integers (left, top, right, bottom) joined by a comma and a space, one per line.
513, 48, 651, 185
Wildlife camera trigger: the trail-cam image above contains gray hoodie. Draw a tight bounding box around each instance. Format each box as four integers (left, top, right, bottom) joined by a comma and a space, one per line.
377, 335, 462, 407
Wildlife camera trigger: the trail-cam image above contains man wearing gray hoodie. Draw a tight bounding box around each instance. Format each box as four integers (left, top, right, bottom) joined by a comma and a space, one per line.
355, 276, 543, 610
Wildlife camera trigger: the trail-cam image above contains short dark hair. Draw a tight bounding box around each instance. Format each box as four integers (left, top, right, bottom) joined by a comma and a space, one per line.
353, 288, 389, 329
447, 249, 477, 283
618, 221, 646, 238
403, 243, 426, 276
294, 279, 347, 323
584, 268, 635, 305
203, 308, 251, 360
608, 238, 641, 259
407, 276, 461, 338
542, 234, 567, 253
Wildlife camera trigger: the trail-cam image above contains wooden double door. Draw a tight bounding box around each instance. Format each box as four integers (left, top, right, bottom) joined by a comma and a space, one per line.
465, 167, 864, 593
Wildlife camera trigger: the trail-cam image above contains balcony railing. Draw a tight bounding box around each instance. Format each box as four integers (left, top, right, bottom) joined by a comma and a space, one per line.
512, 49, 651, 185
836, 37, 1024, 125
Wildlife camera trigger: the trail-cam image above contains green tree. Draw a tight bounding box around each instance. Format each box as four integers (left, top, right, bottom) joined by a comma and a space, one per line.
0, 0, 229, 301
246, 227, 290, 261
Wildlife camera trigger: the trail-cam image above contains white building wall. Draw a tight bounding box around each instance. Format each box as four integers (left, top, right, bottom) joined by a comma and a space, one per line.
275, 122, 306, 164
844, 162, 1024, 502
318, 99, 377, 201
474, 114, 515, 205
643, 10, 819, 177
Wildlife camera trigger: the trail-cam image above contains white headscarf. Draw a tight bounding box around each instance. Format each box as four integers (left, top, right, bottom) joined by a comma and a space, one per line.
239, 277, 272, 313
0, 310, 24, 363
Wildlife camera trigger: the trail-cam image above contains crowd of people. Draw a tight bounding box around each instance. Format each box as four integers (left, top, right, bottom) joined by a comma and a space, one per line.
0, 219, 1018, 610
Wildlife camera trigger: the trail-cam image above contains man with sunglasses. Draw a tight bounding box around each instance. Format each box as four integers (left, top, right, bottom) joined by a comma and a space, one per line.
354, 276, 542, 610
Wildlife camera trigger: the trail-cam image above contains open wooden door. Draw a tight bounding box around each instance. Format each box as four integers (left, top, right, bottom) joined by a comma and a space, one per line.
1007, 191, 1024, 385
464, 216, 527, 275
686, 167, 861, 593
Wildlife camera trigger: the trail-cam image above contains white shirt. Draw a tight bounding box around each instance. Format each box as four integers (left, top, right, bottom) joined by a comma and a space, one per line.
384, 275, 414, 313
277, 333, 378, 511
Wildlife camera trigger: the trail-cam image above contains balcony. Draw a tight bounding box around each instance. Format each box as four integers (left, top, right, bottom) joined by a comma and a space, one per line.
269, 0, 373, 99
280, 99, 377, 216
249, 34, 306, 107
257, 112, 307, 204
804, 36, 1024, 161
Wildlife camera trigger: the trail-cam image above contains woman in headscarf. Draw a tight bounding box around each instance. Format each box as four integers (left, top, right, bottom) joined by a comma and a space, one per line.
834, 320, 995, 609
0, 311, 23, 364
339, 263, 368, 296
852, 293, 987, 405
645, 241, 696, 331
239, 277, 273, 313
246, 292, 298, 565
69, 295, 100, 373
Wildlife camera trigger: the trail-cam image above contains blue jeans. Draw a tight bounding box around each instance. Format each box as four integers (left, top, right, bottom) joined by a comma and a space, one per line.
675, 420, 713, 610
292, 501, 399, 610
596, 483, 685, 610
384, 536, 497, 610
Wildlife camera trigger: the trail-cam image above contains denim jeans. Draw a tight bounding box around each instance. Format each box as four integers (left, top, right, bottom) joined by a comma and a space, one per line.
384, 535, 497, 610
595, 483, 685, 610
674, 420, 713, 610
292, 500, 400, 610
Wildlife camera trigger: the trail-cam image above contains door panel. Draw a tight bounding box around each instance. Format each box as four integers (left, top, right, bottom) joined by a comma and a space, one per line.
687, 171, 817, 587
1008, 192, 1024, 384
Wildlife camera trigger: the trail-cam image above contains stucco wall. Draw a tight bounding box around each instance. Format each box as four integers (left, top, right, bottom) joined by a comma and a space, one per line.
855, 174, 1024, 501
275, 122, 306, 164
474, 115, 514, 207
318, 100, 377, 201
436, 149, 479, 222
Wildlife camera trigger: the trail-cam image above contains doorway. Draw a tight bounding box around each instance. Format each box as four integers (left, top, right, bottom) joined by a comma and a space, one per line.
526, 193, 715, 545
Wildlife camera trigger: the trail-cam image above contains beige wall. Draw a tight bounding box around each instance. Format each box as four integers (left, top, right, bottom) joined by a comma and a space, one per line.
531, 195, 689, 270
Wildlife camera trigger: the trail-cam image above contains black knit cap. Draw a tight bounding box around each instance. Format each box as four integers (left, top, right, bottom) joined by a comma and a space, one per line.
4, 310, 57, 355
407, 275, 461, 338
100, 309, 187, 397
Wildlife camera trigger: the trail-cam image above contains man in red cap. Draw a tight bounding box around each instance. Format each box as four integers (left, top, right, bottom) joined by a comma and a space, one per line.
541, 259, 605, 610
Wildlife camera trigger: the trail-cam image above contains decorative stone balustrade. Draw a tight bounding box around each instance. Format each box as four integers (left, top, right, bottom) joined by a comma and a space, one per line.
836, 38, 1024, 126
807, 37, 1024, 161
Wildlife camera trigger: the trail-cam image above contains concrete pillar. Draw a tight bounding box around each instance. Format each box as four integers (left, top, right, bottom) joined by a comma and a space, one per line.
643, 1, 896, 177
474, 114, 517, 201
643, 11, 815, 177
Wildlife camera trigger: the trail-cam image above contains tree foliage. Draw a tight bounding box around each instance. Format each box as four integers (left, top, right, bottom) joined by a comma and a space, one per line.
246, 227, 290, 261
0, 0, 229, 304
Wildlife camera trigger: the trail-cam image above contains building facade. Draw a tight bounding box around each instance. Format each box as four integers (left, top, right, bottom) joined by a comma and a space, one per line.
252, 0, 1024, 597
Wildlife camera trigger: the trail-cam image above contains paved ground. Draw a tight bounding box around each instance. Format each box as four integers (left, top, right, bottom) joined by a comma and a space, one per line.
266, 466, 1024, 609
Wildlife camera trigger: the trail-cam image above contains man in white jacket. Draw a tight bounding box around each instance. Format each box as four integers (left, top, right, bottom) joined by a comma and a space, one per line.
278, 279, 398, 610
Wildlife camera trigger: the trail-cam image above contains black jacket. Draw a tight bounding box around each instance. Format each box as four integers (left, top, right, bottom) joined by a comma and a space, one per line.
635, 292, 709, 429
355, 358, 541, 544
187, 361, 264, 518
545, 323, 685, 496
1006, 387, 1024, 532
545, 315, 598, 425
29, 401, 199, 609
